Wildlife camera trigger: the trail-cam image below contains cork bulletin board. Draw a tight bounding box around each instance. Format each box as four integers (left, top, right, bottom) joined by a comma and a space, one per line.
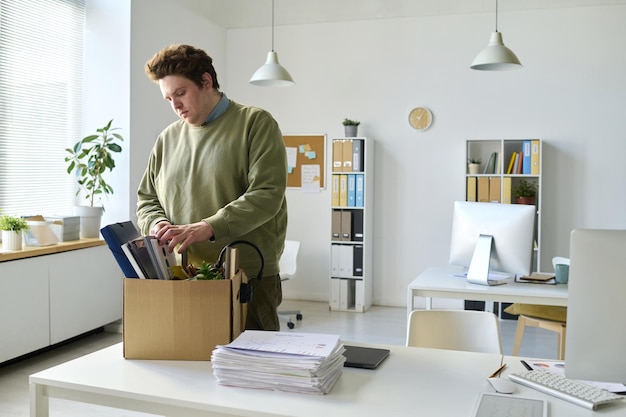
283, 134, 326, 189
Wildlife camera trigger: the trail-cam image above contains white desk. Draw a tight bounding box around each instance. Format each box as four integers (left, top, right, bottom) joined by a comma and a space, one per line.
408, 266, 568, 314
29, 342, 624, 417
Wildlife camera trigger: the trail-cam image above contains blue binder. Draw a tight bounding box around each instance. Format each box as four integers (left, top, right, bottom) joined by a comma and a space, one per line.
100, 221, 142, 278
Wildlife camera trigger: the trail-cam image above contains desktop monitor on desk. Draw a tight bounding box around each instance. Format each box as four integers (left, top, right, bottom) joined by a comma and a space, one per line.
449, 201, 535, 285
565, 228, 626, 384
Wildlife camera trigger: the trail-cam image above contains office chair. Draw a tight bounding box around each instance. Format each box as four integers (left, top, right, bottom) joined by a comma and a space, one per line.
406, 309, 502, 354
278, 240, 301, 329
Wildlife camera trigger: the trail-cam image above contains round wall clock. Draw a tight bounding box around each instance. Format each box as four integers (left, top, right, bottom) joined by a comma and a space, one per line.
409, 107, 433, 131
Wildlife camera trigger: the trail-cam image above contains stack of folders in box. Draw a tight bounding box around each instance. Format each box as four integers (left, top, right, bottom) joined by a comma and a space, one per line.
101, 221, 177, 280
212, 331, 346, 395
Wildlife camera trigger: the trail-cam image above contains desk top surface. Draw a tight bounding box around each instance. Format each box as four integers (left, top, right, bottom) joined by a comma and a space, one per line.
410, 266, 568, 304
0, 238, 104, 262
30, 342, 622, 417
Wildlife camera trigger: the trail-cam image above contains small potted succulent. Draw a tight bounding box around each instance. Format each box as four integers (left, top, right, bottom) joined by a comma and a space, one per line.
342, 118, 360, 137
514, 179, 538, 205
0, 214, 29, 251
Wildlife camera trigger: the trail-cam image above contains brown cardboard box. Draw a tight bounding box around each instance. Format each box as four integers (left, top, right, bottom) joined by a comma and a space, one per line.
123, 270, 247, 360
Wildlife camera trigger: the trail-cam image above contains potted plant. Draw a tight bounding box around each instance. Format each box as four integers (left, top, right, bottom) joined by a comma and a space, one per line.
514, 179, 538, 205
342, 118, 360, 137
467, 158, 481, 175
65, 119, 124, 238
0, 214, 29, 251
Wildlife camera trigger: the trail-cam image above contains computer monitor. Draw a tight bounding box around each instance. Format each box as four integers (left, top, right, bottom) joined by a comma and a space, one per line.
565, 228, 626, 384
449, 201, 535, 285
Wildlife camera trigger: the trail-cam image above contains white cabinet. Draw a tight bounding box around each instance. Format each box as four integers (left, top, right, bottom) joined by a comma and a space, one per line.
465, 139, 543, 272
0, 243, 122, 363
329, 137, 373, 312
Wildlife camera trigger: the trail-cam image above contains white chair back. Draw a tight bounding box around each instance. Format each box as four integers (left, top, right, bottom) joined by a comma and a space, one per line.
279, 240, 300, 279
406, 309, 502, 354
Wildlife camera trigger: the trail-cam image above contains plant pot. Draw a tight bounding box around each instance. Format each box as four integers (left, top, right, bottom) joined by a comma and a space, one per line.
344, 125, 358, 137
2, 230, 23, 251
467, 163, 480, 175
73, 206, 104, 238
515, 196, 536, 205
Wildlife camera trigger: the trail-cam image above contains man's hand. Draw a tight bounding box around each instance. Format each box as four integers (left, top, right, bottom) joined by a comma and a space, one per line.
153, 221, 215, 254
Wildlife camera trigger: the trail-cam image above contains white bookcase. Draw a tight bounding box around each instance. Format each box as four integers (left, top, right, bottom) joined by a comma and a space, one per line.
329, 137, 373, 312
465, 138, 543, 272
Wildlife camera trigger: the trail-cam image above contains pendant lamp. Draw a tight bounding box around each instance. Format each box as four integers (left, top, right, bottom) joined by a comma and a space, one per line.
249, 0, 294, 86
470, 0, 522, 71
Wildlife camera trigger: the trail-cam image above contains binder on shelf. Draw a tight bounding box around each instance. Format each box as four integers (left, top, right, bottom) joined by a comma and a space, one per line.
332, 140, 343, 172
331, 210, 342, 241
353, 245, 363, 277
352, 139, 364, 172
339, 245, 353, 277
339, 174, 348, 206
339, 279, 349, 310
100, 221, 142, 278
330, 278, 341, 309
531, 139, 540, 175
466, 176, 477, 202
342, 139, 353, 172
331, 174, 340, 206
522, 140, 532, 174
347, 174, 356, 207
489, 177, 501, 203
340, 210, 352, 241
355, 174, 364, 207
351, 210, 364, 242
477, 177, 490, 202
355, 280, 365, 312
502, 177, 512, 204
331, 245, 341, 276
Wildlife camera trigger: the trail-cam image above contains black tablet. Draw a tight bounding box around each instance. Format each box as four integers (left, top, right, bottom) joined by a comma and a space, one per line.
343, 345, 390, 369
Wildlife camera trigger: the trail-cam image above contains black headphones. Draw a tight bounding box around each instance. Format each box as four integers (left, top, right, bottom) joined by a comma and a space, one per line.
215, 240, 264, 304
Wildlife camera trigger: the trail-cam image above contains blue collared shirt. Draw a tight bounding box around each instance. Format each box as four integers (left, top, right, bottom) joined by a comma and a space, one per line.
203, 92, 230, 125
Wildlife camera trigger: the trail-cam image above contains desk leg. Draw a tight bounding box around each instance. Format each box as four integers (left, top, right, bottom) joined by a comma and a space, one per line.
30, 383, 49, 417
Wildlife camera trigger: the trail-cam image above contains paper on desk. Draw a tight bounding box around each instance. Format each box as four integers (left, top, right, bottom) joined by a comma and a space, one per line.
223, 330, 340, 358
522, 359, 626, 393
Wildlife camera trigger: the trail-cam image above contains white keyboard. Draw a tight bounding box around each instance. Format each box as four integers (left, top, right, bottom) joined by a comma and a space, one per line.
509, 370, 624, 410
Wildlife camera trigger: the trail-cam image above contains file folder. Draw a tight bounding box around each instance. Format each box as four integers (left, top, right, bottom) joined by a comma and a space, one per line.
353, 245, 363, 277
331, 244, 341, 276
339, 174, 348, 207
101, 221, 142, 278
339, 245, 353, 277
531, 139, 540, 175
342, 139, 353, 172
347, 174, 356, 207
340, 210, 352, 241
331, 210, 342, 241
522, 140, 532, 174
489, 177, 501, 203
330, 278, 341, 309
352, 139, 364, 172
355, 174, 365, 207
333, 140, 343, 172
502, 177, 512, 204
466, 177, 477, 202
331, 174, 340, 206
351, 210, 364, 242
477, 177, 490, 202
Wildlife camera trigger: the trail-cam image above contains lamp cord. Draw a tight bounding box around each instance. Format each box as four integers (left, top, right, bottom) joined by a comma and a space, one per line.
495, 0, 499, 32
271, 0, 275, 51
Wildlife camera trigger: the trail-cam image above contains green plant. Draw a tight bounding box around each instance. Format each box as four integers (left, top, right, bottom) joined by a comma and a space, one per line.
0, 215, 29, 232
342, 118, 360, 126
468, 158, 481, 164
514, 179, 537, 198
191, 261, 224, 280
65, 119, 124, 208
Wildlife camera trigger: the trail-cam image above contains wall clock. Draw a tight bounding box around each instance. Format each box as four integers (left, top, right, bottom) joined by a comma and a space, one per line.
408, 107, 433, 131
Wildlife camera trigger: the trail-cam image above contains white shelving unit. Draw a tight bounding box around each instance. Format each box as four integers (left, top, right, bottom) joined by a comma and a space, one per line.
329, 137, 373, 312
465, 139, 543, 272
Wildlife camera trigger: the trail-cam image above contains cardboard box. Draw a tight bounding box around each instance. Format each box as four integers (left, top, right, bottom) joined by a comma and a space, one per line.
123, 270, 247, 360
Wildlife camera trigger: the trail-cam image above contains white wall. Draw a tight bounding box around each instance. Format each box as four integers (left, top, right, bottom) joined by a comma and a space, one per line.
126, 3, 626, 307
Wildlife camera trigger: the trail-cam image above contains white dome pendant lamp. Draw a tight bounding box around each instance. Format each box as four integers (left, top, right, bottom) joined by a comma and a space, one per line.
470, 0, 522, 71
249, 0, 295, 86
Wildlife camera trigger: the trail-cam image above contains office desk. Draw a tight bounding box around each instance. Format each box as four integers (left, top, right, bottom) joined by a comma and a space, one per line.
408, 266, 568, 314
29, 342, 623, 417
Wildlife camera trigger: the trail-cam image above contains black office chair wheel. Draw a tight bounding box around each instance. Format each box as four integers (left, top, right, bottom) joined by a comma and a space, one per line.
296, 313, 303, 321
287, 321, 295, 329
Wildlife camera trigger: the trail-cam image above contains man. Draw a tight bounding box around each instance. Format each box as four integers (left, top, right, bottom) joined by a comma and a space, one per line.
137, 44, 287, 331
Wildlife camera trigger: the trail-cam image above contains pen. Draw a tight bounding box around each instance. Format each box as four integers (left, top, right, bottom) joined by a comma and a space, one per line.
489, 363, 507, 378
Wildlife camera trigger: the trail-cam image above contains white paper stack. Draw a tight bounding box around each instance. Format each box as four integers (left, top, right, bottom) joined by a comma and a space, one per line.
212, 331, 345, 395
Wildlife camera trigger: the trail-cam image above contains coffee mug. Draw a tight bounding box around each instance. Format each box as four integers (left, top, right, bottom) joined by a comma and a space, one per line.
555, 263, 569, 284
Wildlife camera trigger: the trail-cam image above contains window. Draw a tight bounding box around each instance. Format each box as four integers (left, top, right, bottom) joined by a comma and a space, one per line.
0, 0, 85, 215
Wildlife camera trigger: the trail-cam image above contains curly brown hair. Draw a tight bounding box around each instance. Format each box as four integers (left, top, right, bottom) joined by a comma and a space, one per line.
145, 44, 220, 89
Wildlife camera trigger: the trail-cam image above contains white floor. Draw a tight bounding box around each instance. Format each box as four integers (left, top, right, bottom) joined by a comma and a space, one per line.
0, 299, 559, 417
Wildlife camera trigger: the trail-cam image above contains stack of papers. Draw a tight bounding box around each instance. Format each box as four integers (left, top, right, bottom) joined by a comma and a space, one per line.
212, 331, 346, 394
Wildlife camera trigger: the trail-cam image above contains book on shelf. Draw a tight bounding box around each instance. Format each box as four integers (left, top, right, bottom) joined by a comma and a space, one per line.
522, 140, 532, 174
506, 152, 517, 174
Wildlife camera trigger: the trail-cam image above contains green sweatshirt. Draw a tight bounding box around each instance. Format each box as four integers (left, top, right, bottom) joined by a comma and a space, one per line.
137, 100, 287, 277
